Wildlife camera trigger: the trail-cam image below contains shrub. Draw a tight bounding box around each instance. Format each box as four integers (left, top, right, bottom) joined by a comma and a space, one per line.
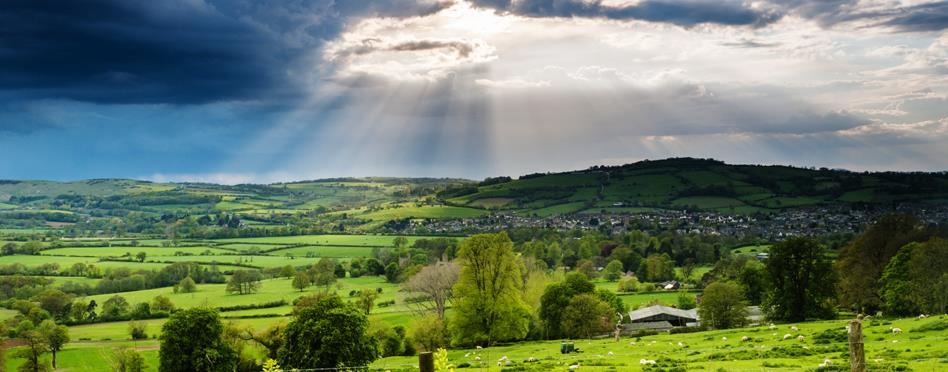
129, 321, 148, 340
617, 276, 640, 293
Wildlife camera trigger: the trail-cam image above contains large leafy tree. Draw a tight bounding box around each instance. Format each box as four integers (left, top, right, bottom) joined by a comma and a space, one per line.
226, 270, 262, 295
883, 238, 948, 315
450, 232, 531, 345
277, 295, 377, 369
561, 293, 615, 339
698, 281, 748, 329
837, 214, 933, 313
159, 308, 237, 372
763, 237, 837, 322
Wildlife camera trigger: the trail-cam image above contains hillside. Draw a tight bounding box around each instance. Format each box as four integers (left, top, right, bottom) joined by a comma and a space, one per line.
0, 158, 946, 234
443, 158, 948, 215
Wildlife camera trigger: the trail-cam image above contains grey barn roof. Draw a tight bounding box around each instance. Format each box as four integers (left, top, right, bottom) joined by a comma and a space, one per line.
627, 305, 698, 322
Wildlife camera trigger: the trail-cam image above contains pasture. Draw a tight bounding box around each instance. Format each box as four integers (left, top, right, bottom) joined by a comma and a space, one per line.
373, 315, 948, 371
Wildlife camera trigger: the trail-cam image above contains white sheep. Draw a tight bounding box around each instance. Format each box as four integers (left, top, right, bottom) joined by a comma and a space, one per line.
783, 334, 793, 340
476, 345, 483, 349
741, 336, 750, 342
918, 314, 928, 319
569, 363, 581, 370
639, 359, 656, 365
474, 356, 481, 361
768, 324, 777, 330
797, 335, 805, 342
498, 356, 508, 362
819, 359, 834, 368
677, 341, 684, 347
464, 353, 470, 358
721, 336, 728, 341
891, 327, 902, 334
791, 326, 799, 331
607, 351, 614, 356
526, 357, 538, 363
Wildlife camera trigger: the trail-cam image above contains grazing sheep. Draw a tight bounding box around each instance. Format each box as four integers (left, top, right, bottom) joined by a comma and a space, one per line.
819, 359, 834, 368
475, 356, 481, 361
476, 346, 483, 349
797, 335, 805, 342
791, 326, 799, 331
892, 327, 902, 334
525, 357, 538, 363
721, 336, 728, 341
677, 342, 684, 347
918, 314, 928, 319
768, 324, 777, 330
639, 359, 656, 365
741, 336, 750, 342
569, 363, 581, 370
498, 356, 508, 362
607, 351, 614, 356
783, 334, 793, 340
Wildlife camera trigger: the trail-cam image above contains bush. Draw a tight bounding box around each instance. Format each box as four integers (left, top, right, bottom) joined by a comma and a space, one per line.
669, 326, 708, 335
912, 319, 948, 332
129, 321, 148, 340
617, 276, 640, 293
639, 283, 657, 292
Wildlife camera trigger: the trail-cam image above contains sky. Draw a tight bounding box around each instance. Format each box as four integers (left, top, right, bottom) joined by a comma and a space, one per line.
1, 0, 947, 183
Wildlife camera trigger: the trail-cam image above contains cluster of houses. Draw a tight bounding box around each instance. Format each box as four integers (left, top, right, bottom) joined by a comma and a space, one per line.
400, 204, 948, 237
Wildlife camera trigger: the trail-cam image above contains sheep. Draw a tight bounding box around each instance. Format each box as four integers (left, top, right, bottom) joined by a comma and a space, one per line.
741, 336, 750, 342
677, 341, 684, 347
790, 326, 799, 331
819, 359, 834, 368
474, 356, 481, 361
721, 336, 728, 341
891, 327, 902, 334
783, 334, 793, 340
569, 363, 581, 370
498, 356, 508, 362
797, 335, 805, 342
476, 345, 483, 349
607, 351, 614, 356
525, 357, 538, 363
918, 314, 928, 319
768, 324, 777, 330
639, 359, 656, 365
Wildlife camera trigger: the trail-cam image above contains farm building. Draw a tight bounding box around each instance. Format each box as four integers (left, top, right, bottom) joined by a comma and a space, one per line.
626, 305, 699, 329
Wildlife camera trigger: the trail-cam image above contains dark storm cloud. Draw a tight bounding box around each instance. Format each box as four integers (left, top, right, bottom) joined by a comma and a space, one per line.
878, 2, 948, 32
0, 0, 450, 105
469, 0, 781, 27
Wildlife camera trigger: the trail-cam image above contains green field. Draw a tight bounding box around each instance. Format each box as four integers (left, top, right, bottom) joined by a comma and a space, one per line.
373, 315, 948, 371
731, 244, 771, 255
41, 246, 234, 257
267, 245, 385, 258
358, 205, 488, 220
215, 234, 452, 247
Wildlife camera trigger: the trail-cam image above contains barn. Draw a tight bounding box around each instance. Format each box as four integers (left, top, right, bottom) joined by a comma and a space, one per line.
627, 305, 699, 329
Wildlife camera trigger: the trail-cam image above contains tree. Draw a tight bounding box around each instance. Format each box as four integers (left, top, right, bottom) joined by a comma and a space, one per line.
450, 232, 531, 345
365, 258, 384, 276
677, 291, 697, 310
617, 276, 640, 292
561, 293, 614, 339
109, 347, 146, 372
34, 289, 73, 321
603, 260, 624, 281
226, 270, 262, 295
906, 238, 948, 314
151, 295, 175, 314
763, 237, 837, 322
698, 281, 748, 329
277, 295, 377, 369
129, 321, 148, 340
384, 263, 400, 283
837, 214, 933, 313
356, 289, 378, 314
37, 320, 67, 370
135, 252, 146, 263
291, 272, 310, 293
101, 296, 130, 320
879, 242, 920, 316
539, 273, 596, 339
410, 315, 450, 352
393, 236, 409, 249
177, 277, 197, 293
310, 258, 337, 288
575, 259, 597, 279
159, 308, 237, 372
14, 324, 50, 372
639, 254, 675, 282
279, 265, 296, 278
403, 262, 460, 319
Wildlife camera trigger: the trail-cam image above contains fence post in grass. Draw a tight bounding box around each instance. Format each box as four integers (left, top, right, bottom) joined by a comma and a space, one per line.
419, 351, 434, 372
848, 314, 866, 372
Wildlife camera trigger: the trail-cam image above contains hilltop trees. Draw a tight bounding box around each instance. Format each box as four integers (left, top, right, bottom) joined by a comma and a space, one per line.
159, 308, 236, 372
451, 232, 531, 345
763, 237, 837, 322
277, 295, 377, 369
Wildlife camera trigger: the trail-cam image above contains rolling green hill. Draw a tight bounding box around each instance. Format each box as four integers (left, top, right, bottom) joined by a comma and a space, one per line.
444, 158, 948, 215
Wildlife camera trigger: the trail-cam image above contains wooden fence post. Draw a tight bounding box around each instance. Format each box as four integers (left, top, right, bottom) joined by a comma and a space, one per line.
848, 315, 866, 372
419, 351, 434, 372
